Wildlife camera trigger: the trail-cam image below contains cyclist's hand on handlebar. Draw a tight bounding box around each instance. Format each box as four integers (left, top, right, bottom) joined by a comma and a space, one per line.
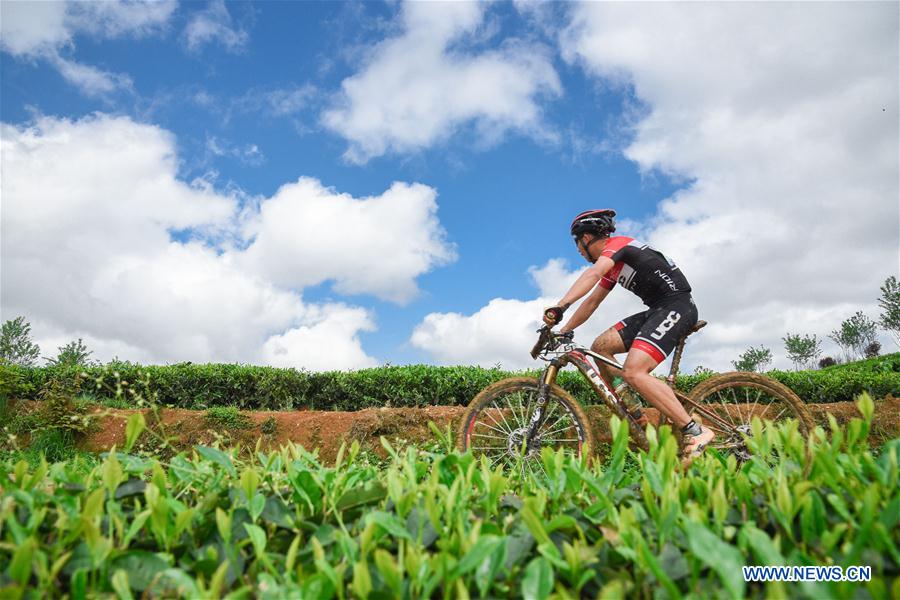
547, 329, 574, 351
543, 305, 566, 326
557, 330, 574, 342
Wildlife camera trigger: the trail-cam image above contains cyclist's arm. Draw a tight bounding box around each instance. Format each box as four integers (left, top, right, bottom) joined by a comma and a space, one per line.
560, 283, 610, 332
555, 256, 614, 308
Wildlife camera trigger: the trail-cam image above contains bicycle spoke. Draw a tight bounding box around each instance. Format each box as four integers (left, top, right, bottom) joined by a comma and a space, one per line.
487, 401, 514, 434
715, 392, 739, 428
540, 412, 577, 439
523, 391, 536, 428
540, 423, 574, 438
538, 406, 568, 437
746, 386, 762, 422
541, 402, 569, 430
509, 393, 528, 430
477, 419, 511, 438
770, 406, 788, 422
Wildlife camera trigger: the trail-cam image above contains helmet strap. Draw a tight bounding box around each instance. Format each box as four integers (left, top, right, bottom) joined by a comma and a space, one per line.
584, 235, 606, 262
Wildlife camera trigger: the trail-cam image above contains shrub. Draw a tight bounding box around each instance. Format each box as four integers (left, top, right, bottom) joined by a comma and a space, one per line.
205, 406, 253, 430
818, 356, 837, 369
9, 354, 899, 410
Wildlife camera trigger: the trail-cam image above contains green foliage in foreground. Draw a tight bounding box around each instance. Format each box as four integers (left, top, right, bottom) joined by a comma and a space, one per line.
1, 396, 898, 599
1, 353, 898, 412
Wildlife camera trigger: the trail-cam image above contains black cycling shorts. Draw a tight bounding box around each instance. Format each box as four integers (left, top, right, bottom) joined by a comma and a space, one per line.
614, 294, 698, 363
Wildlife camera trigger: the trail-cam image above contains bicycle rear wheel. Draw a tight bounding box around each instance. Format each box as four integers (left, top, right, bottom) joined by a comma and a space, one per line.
687, 372, 814, 460
457, 377, 595, 473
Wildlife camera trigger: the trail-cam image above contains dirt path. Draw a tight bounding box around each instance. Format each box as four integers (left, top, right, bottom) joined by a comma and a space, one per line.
61, 396, 897, 463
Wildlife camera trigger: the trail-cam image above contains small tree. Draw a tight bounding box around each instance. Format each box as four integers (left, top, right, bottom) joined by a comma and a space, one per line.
0, 316, 41, 366
864, 340, 881, 358
829, 311, 877, 361
877, 275, 900, 347
782, 332, 822, 370
732, 345, 772, 372
46, 338, 95, 368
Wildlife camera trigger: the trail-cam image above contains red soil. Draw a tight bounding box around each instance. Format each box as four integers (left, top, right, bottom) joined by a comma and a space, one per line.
8, 397, 896, 464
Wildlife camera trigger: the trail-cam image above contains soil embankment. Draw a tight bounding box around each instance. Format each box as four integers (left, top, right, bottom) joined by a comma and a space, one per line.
42, 396, 896, 463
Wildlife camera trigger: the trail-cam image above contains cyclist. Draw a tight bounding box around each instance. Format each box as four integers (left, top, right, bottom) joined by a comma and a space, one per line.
542, 209, 715, 463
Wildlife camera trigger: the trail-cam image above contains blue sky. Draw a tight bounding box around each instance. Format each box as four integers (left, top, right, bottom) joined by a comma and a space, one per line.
2, 1, 897, 370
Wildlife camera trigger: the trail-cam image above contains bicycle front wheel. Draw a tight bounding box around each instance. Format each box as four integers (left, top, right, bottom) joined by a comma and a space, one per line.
457, 377, 595, 471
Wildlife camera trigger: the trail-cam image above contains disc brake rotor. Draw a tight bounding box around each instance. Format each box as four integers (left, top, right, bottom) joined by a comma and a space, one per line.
508, 427, 541, 458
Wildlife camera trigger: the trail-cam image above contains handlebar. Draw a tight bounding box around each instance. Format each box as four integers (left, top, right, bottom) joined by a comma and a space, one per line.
530, 327, 574, 359
530, 327, 552, 359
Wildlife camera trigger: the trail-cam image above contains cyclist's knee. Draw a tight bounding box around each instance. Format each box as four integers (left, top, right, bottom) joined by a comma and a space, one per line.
622, 363, 651, 385
622, 367, 640, 386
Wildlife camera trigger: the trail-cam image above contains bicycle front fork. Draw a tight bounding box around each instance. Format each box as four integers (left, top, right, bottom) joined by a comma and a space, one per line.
524, 363, 560, 451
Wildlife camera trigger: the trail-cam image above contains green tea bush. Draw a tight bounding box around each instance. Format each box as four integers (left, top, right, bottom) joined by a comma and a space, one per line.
0, 395, 896, 598
2, 354, 897, 412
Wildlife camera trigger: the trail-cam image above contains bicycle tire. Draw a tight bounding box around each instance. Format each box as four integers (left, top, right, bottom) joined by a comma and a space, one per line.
687, 371, 814, 457
457, 377, 596, 468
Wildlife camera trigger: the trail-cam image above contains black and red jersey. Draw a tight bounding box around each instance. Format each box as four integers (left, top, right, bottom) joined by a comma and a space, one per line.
598, 236, 692, 306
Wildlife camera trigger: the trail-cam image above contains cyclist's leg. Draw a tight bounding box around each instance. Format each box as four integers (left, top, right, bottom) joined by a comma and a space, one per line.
620, 296, 698, 428
595, 313, 651, 425
590, 325, 627, 387
592, 312, 645, 386
622, 349, 692, 427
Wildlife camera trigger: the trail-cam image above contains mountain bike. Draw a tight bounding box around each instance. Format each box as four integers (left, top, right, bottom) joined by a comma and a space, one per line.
457, 320, 814, 469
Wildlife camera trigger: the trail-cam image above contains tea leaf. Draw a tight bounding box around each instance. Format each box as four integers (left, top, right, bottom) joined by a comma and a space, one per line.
522, 557, 553, 600
686, 523, 746, 599
124, 412, 146, 453
197, 446, 237, 477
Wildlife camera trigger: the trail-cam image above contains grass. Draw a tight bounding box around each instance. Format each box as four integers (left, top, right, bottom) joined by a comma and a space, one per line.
204, 405, 253, 430
261, 415, 277, 435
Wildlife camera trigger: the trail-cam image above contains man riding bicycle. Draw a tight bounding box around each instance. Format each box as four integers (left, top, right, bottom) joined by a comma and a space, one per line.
542, 209, 715, 461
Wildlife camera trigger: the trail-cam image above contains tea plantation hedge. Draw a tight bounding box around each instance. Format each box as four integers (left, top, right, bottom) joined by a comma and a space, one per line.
0, 354, 897, 411
1, 398, 897, 598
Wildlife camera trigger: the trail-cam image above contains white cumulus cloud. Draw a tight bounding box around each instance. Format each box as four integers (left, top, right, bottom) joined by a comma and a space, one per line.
235, 178, 456, 304
1, 113, 453, 369
322, 0, 561, 163
183, 0, 248, 53
0, 0, 176, 96
49, 54, 134, 97
411, 259, 645, 369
